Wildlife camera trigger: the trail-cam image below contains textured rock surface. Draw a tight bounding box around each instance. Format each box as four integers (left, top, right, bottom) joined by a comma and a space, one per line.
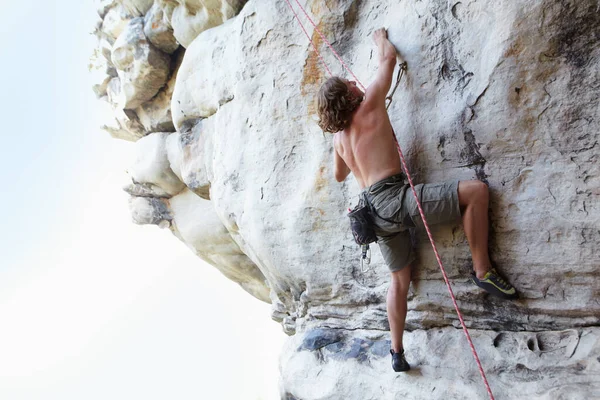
93, 0, 600, 398
281, 327, 600, 399
111, 17, 170, 109
134, 49, 184, 133
144, 2, 180, 53
99, 3, 134, 41
168, 188, 270, 302
168, 0, 248, 48
128, 132, 186, 196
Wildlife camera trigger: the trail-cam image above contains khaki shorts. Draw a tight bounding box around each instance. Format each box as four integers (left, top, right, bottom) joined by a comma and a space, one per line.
363, 174, 461, 273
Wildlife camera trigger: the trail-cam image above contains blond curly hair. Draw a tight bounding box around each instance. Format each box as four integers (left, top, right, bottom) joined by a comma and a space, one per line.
317, 77, 364, 133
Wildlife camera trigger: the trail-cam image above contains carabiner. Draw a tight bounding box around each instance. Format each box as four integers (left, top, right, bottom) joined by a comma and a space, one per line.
360, 244, 372, 273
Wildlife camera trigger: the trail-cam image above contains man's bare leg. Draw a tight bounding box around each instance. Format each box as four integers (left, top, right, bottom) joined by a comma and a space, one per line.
457, 180, 492, 279
387, 265, 411, 353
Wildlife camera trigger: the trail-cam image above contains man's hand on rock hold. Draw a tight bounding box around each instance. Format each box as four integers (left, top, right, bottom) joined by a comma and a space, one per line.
373, 28, 388, 44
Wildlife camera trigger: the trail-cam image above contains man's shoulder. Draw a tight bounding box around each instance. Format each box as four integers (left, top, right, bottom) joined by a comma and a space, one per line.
333, 131, 341, 143
333, 131, 344, 151
353, 99, 384, 124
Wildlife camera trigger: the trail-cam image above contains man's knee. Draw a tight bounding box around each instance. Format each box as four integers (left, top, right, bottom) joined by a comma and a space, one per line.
458, 180, 488, 205
473, 180, 489, 202
390, 265, 411, 293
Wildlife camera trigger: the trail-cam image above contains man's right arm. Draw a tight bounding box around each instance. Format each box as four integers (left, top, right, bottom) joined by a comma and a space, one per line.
333, 135, 350, 182
364, 28, 397, 108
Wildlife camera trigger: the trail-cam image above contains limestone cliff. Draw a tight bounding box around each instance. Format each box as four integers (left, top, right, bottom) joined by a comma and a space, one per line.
91, 0, 600, 398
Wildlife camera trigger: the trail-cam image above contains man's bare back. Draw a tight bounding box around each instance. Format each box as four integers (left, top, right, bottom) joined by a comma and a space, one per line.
334, 96, 402, 188
333, 29, 402, 189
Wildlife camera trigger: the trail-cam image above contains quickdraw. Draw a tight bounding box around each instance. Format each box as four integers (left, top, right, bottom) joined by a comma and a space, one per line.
386, 62, 407, 111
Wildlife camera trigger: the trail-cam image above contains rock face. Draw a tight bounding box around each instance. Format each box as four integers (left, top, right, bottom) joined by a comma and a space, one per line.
168, 0, 248, 48
92, 0, 600, 398
111, 17, 171, 109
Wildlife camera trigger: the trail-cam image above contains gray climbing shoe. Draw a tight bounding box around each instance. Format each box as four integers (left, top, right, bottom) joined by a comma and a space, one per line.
471, 268, 518, 299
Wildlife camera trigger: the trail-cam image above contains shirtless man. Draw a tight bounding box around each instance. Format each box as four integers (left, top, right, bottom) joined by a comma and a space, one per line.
317, 28, 518, 373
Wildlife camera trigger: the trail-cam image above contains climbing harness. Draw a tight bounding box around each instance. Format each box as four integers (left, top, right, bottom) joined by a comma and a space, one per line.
284, 2, 496, 399
347, 200, 376, 272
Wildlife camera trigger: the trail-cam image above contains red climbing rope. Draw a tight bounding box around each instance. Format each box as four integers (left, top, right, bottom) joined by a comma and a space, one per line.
283, 0, 333, 78
395, 140, 495, 400
286, 0, 367, 91
284, 1, 495, 399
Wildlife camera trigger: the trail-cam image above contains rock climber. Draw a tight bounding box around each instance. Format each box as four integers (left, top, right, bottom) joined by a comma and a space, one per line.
317, 28, 518, 373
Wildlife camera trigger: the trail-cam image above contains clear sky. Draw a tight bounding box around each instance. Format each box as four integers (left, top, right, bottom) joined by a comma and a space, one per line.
0, 2, 285, 399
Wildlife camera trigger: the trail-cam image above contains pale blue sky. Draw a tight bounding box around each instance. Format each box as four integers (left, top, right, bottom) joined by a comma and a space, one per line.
0, 3, 285, 399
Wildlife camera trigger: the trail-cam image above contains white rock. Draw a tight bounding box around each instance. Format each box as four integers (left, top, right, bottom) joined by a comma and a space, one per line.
89, 48, 117, 98
168, 0, 247, 48
105, 77, 121, 107
95, 0, 116, 19
120, 0, 154, 16
165, 119, 211, 199
144, 2, 180, 54
92, 75, 112, 99
134, 49, 184, 133
97, 37, 115, 63
129, 132, 186, 196
123, 182, 172, 198
128, 196, 171, 226
280, 327, 600, 399
168, 188, 270, 302
99, 99, 146, 142
111, 18, 170, 109
100, 3, 134, 41
170, 22, 235, 127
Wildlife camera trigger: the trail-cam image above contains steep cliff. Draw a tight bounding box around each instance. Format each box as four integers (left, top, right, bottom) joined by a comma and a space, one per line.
91, 0, 600, 398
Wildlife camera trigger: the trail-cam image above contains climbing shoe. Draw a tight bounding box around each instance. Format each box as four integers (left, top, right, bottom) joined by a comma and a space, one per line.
471, 268, 518, 299
390, 349, 410, 372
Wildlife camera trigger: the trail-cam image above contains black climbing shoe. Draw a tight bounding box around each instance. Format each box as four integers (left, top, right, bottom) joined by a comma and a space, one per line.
471, 268, 518, 300
390, 349, 410, 372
